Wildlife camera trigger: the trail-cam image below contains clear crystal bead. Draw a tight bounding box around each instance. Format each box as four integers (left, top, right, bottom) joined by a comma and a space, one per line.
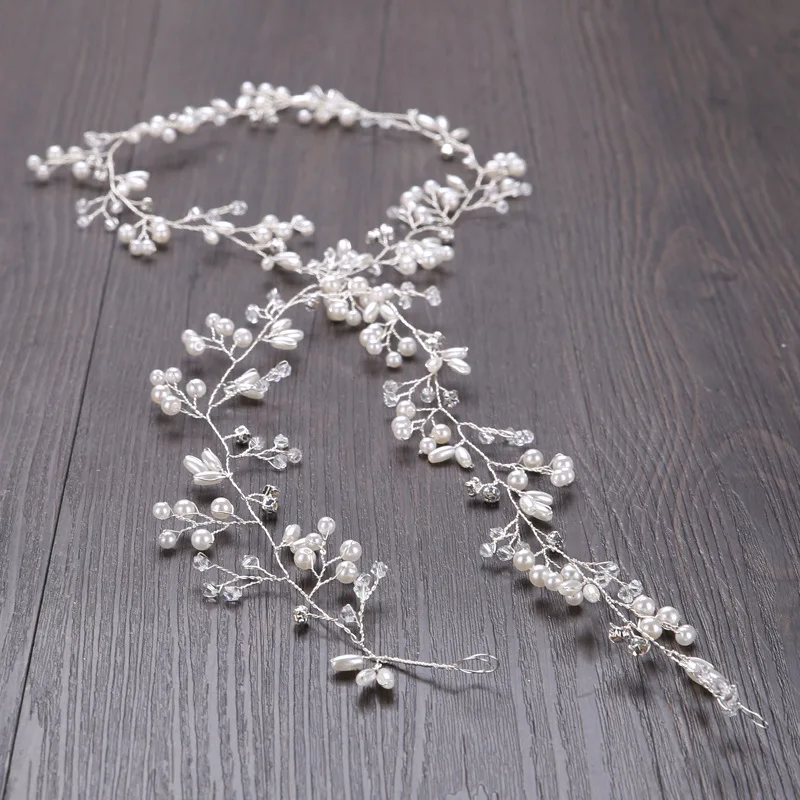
510, 429, 535, 446
287, 448, 302, 464
202, 582, 219, 599
442, 390, 459, 408
250, 436, 266, 451
383, 391, 398, 408
424, 286, 442, 306
339, 604, 358, 625
245, 305, 261, 323
481, 485, 500, 504
193, 553, 212, 572
370, 561, 388, 579
593, 561, 620, 587
273, 434, 289, 450
496, 544, 516, 561
545, 531, 564, 550
222, 584, 243, 602
383, 380, 399, 394
478, 429, 495, 445
488, 527, 505, 541
479, 542, 496, 558
231, 200, 248, 215
354, 573, 372, 601
627, 636, 651, 657
241, 555, 260, 569
617, 580, 643, 604
465, 477, 481, 497
272, 453, 288, 471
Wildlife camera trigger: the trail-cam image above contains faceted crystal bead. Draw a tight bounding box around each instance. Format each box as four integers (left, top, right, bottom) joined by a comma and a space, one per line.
478, 429, 496, 445
222, 584, 243, 602
509, 429, 535, 446
424, 286, 442, 306
272, 454, 288, 471
339, 604, 358, 625
481, 485, 500, 504
496, 544, 516, 561
465, 478, 481, 497
717, 684, 741, 716
273, 434, 289, 449
287, 448, 303, 464
489, 527, 505, 541
593, 561, 620, 587
241, 555, 260, 569
202, 582, 220, 599
545, 531, 564, 549
479, 542, 496, 558
442, 390, 459, 408
250, 436, 266, 451
370, 561, 388, 579
354, 573, 372, 601
245, 305, 261, 324
617, 580, 643, 604
193, 553, 211, 572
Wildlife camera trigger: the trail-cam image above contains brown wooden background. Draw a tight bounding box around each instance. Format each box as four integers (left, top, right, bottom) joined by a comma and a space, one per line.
1, 1, 799, 798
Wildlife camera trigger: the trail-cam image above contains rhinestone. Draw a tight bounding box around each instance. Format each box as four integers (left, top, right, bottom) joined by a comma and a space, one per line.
293, 605, 309, 625
481, 485, 500, 504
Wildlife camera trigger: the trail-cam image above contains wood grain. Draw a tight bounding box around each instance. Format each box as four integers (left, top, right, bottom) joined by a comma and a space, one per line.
0, 0, 798, 797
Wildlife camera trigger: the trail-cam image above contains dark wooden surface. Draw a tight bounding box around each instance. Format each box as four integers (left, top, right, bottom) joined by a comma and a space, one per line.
1, 1, 799, 797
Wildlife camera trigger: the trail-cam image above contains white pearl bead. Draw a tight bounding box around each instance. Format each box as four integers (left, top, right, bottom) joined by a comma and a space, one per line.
366, 341, 382, 356
186, 338, 206, 356
638, 616, 663, 639
151, 222, 171, 244
340, 540, 362, 561
304, 532, 324, 551
520, 449, 544, 469
396, 400, 416, 419
427, 446, 455, 464
631, 595, 657, 617
215, 318, 235, 337
455, 446, 473, 469
191, 529, 214, 551
675, 624, 697, 646
376, 667, 395, 689
355, 668, 377, 687
165, 367, 182, 383
345, 309, 362, 326
386, 351, 402, 369
314, 517, 334, 537
391, 416, 413, 441
418, 437, 436, 455
656, 606, 681, 628
160, 396, 182, 416
46, 145, 63, 159
512, 549, 536, 572
205, 313, 220, 329
326, 300, 348, 321
335, 561, 359, 584
550, 469, 575, 487
233, 328, 253, 348
186, 379, 206, 398
293, 547, 315, 570
330, 654, 365, 672
506, 469, 529, 491
158, 530, 178, 549
71, 160, 90, 181
560, 563, 581, 581
551, 454, 574, 472
528, 564, 549, 587
431, 423, 452, 444
545, 573, 564, 592
281, 524, 302, 544
397, 337, 417, 357
26, 154, 42, 171
129, 239, 144, 257
210, 497, 234, 519
152, 501, 172, 520
173, 499, 196, 517
582, 583, 601, 603
564, 592, 583, 606
151, 384, 170, 404
149, 369, 166, 386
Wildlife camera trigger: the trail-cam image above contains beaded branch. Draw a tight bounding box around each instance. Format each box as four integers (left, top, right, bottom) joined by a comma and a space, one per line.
28, 82, 766, 725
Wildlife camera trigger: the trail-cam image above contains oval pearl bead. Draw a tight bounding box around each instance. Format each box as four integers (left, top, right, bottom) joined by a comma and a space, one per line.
520, 449, 544, 469
335, 561, 359, 584
152, 501, 172, 520
675, 624, 697, 646
638, 616, 663, 640
431, 424, 452, 444
158, 530, 178, 549
282, 524, 302, 544
427, 446, 455, 464
191, 529, 214, 551
582, 583, 601, 603
455, 446, 473, 469
512, 549, 536, 572
656, 606, 681, 628
376, 667, 395, 689
330, 654, 365, 672
506, 469, 529, 491
293, 547, 315, 570
317, 516, 336, 537
528, 565, 549, 587
210, 497, 233, 519
631, 595, 657, 617
340, 540, 362, 561
355, 668, 377, 687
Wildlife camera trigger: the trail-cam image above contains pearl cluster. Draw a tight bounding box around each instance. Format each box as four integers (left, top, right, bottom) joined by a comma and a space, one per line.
31, 82, 763, 722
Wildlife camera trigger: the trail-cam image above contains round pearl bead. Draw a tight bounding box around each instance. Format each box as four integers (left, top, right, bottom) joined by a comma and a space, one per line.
151, 222, 171, 244
233, 328, 253, 348
545, 573, 564, 592
191, 529, 214, 551
215, 318, 235, 337
391, 416, 413, 441
506, 469, 529, 491
376, 667, 395, 689
317, 517, 336, 537
160, 396, 182, 416
326, 300, 348, 321
345, 309, 362, 326
675, 624, 697, 646
431, 424, 452, 444
210, 498, 234, 519
386, 351, 402, 369
340, 540, 362, 561
418, 437, 436, 455
151, 384, 170, 404
293, 547, 315, 570
366, 341, 382, 356
186, 338, 206, 356
582, 583, 601, 603
528, 564, 549, 587
186, 379, 206, 398
396, 400, 416, 419
304, 533, 324, 551
631, 595, 657, 617
173, 499, 196, 517
152, 501, 172, 520
520, 449, 544, 470
656, 606, 681, 628
397, 337, 417, 357
335, 561, 359, 584
205, 313, 220, 329
565, 592, 583, 606
550, 469, 575, 487
560, 563, 581, 581
165, 367, 182, 384
158, 530, 178, 549
551, 454, 574, 471
512, 549, 536, 572
149, 369, 166, 386
637, 617, 663, 640
71, 161, 90, 181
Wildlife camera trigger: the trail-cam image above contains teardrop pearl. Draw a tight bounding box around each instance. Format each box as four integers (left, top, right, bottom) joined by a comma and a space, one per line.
428, 446, 455, 464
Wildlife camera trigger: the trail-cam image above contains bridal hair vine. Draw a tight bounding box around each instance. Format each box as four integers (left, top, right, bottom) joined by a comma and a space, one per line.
27, 82, 766, 725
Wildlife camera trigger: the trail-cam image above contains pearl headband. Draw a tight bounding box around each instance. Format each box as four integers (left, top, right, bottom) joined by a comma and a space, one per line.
27, 81, 766, 725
